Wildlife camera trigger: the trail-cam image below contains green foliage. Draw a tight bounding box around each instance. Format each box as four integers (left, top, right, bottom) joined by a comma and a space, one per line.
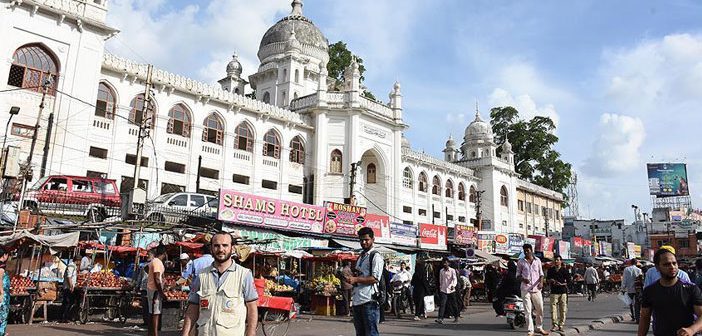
327, 41, 376, 100
490, 106, 572, 201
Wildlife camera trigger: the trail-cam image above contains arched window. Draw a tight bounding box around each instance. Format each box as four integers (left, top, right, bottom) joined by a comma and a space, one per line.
234, 122, 253, 152
203, 113, 224, 145
418, 172, 428, 192
262, 92, 271, 104
289, 136, 305, 164
95, 82, 116, 119
432, 175, 441, 195
469, 185, 477, 203
367, 163, 376, 184
129, 94, 156, 128
294, 92, 299, 99
234, 88, 240, 94
294, 69, 300, 83
402, 167, 413, 189
167, 104, 192, 137
330, 149, 342, 173
500, 185, 509, 206
7, 44, 59, 95
458, 183, 466, 201
282, 91, 287, 105
283, 69, 288, 81
262, 129, 280, 158
445, 179, 454, 198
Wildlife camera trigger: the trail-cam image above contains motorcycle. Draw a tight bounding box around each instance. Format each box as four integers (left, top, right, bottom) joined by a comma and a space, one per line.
390, 281, 413, 318
503, 295, 527, 329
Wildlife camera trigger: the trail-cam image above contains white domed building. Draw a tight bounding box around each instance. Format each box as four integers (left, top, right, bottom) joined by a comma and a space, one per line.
0, 0, 562, 242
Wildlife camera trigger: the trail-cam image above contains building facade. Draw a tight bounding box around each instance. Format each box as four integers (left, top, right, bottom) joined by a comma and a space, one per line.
0, 0, 563, 235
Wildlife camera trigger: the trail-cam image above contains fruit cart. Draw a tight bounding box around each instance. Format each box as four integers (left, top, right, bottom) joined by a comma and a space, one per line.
255, 278, 296, 336
9, 275, 34, 324
76, 272, 132, 324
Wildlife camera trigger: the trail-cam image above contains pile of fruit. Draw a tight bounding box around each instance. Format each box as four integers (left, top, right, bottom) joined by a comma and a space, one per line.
78, 271, 129, 289
164, 274, 180, 288
264, 279, 294, 294
307, 265, 340, 296
164, 290, 189, 301
10, 275, 34, 296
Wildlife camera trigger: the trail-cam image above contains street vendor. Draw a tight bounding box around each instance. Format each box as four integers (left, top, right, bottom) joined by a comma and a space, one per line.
182, 232, 258, 336
180, 253, 191, 279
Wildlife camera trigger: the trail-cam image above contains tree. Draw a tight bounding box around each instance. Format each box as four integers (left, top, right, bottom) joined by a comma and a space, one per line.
490, 106, 573, 199
327, 41, 376, 100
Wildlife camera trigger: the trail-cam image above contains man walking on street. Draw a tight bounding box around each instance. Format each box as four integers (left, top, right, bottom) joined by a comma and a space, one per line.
61, 255, 80, 322
638, 248, 702, 336
622, 258, 643, 323
547, 255, 569, 332
517, 244, 549, 336
584, 263, 599, 301
346, 227, 384, 336
147, 245, 167, 336
341, 261, 354, 316
436, 257, 459, 324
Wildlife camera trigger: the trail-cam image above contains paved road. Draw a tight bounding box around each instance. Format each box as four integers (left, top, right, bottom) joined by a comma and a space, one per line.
7, 293, 628, 336
587, 318, 647, 335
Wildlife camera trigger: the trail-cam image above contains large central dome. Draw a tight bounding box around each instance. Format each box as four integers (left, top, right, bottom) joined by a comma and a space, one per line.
258, 0, 329, 63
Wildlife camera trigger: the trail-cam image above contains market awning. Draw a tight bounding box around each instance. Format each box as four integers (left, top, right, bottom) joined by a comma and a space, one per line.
473, 249, 502, 264
0, 230, 79, 251
332, 238, 361, 250
283, 250, 313, 259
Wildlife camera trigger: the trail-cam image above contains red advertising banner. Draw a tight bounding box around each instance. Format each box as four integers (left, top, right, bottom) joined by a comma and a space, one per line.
419, 223, 448, 250
364, 214, 391, 244
324, 201, 368, 236
454, 225, 477, 245
218, 190, 326, 233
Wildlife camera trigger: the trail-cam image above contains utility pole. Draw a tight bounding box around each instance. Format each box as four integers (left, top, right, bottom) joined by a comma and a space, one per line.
39, 107, 55, 178
15, 80, 50, 232
129, 65, 153, 216
348, 161, 361, 203
475, 190, 485, 231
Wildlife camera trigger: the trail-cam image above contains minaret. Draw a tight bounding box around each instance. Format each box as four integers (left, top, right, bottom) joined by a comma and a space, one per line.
501, 137, 514, 167
218, 53, 247, 95
389, 81, 403, 121
443, 135, 457, 162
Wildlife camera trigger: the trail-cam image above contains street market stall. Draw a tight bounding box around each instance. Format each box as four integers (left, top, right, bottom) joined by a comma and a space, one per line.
301, 252, 357, 316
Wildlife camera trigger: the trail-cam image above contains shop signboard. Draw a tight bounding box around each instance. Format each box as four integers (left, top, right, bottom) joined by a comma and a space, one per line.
454, 225, 477, 245
634, 244, 642, 258
477, 232, 495, 254
528, 235, 555, 259
626, 242, 636, 258
558, 241, 571, 259
583, 239, 593, 256
324, 201, 368, 236
218, 190, 326, 234
419, 223, 448, 250
390, 222, 417, 246
601, 241, 613, 256
508, 233, 525, 254
647, 163, 690, 197
494, 234, 510, 254
364, 214, 391, 244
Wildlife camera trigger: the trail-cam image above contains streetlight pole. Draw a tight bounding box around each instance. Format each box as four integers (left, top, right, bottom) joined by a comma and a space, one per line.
642, 212, 649, 249
1, 107, 20, 191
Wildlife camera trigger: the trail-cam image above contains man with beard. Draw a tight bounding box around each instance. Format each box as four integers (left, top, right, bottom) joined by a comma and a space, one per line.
638, 248, 702, 336
346, 227, 384, 336
182, 232, 258, 336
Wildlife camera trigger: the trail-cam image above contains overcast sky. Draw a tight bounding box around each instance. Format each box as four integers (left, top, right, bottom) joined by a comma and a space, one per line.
104, 0, 702, 222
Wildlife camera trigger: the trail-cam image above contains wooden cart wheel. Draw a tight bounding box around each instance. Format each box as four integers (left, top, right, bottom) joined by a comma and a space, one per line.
118, 296, 129, 323
21, 297, 33, 324
260, 309, 291, 336
79, 300, 89, 324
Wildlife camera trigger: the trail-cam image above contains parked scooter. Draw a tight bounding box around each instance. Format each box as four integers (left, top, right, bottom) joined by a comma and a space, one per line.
503, 295, 527, 329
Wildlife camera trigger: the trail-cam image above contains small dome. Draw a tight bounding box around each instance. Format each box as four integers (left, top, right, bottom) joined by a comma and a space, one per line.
445, 135, 456, 148
464, 111, 493, 143
401, 134, 410, 149
258, 0, 328, 63
226, 53, 242, 77
502, 138, 513, 153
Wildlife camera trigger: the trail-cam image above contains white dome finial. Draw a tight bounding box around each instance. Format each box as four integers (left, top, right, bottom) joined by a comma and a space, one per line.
474, 99, 482, 121
291, 0, 303, 16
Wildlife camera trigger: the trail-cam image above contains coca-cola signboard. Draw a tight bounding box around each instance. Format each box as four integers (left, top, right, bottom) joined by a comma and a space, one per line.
419, 223, 447, 250
364, 213, 391, 244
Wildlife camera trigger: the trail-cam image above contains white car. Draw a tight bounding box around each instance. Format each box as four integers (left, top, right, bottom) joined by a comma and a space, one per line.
145, 192, 218, 224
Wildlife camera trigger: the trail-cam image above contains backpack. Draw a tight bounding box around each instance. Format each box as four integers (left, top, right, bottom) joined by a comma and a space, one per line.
369, 251, 387, 305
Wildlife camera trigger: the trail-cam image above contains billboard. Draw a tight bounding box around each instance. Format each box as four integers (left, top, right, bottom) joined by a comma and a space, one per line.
218, 190, 325, 233
454, 225, 477, 246
508, 233, 525, 254
419, 223, 448, 250
324, 202, 368, 236
494, 234, 510, 254
364, 214, 391, 244
558, 241, 571, 259
390, 222, 417, 246
477, 233, 495, 254
647, 163, 690, 197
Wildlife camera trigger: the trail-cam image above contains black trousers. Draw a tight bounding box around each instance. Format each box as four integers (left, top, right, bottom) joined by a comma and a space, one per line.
438, 292, 458, 319
61, 289, 76, 321
413, 290, 426, 317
